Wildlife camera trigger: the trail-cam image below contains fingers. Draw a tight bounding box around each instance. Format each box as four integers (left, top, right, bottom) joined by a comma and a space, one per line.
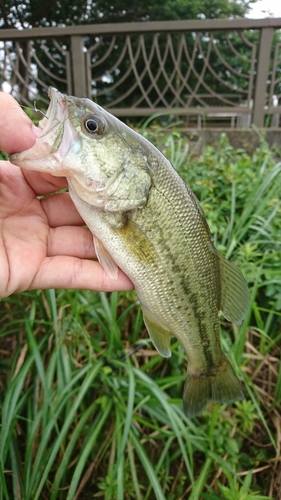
48, 226, 96, 258
41, 192, 84, 226
23, 170, 68, 195
1, 160, 68, 199
0, 93, 37, 154
30, 256, 134, 292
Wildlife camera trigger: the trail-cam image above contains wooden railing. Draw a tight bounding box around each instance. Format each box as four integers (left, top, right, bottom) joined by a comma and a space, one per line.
1, 18, 281, 127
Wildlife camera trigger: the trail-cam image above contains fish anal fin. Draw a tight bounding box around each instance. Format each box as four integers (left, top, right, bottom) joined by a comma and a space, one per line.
143, 313, 173, 358
116, 219, 157, 265
94, 237, 119, 280
219, 253, 250, 326
183, 354, 244, 418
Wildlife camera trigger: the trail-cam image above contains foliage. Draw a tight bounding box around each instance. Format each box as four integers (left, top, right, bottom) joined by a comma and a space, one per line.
0, 151, 8, 160
0, 0, 254, 29
0, 130, 280, 499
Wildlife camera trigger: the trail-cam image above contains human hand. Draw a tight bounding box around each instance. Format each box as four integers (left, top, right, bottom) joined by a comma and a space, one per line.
0, 92, 133, 298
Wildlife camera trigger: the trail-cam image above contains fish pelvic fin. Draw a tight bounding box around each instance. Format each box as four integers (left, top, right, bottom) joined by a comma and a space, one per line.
142, 313, 173, 358
219, 253, 250, 325
94, 237, 119, 280
182, 355, 244, 418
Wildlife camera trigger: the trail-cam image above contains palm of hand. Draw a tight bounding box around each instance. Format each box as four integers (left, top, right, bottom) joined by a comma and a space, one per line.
0, 162, 63, 296
0, 161, 133, 297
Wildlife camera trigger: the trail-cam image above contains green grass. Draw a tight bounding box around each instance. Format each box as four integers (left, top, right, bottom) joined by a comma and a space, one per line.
1, 131, 280, 499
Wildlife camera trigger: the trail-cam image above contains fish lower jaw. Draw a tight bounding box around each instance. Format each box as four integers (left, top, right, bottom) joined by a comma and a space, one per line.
10, 152, 65, 175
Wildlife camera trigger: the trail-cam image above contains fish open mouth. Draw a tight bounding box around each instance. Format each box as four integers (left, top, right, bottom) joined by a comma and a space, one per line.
37, 87, 67, 137
9, 87, 70, 171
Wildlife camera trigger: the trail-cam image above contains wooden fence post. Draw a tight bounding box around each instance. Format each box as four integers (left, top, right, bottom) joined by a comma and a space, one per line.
70, 35, 87, 96
252, 27, 274, 127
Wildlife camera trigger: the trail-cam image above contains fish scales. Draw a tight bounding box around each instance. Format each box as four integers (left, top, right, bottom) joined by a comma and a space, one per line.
143, 174, 221, 369
10, 87, 250, 418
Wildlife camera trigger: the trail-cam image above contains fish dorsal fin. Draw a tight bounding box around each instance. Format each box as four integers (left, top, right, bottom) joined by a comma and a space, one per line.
142, 313, 173, 358
219, 253, 250, 325
94, 237, 119, 280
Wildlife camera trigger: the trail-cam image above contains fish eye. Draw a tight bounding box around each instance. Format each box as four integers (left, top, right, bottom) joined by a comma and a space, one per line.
84, 115, 105, 135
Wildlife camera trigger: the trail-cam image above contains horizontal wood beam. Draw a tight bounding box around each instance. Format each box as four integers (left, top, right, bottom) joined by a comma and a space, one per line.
1, 18, 281, 40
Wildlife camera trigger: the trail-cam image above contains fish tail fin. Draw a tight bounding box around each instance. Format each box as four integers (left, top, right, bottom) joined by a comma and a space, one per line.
182, 355, 244, 418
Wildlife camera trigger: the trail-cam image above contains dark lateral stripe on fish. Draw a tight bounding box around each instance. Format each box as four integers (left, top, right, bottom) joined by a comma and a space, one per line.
138, 187, 219, 372
173, 262, 216, 373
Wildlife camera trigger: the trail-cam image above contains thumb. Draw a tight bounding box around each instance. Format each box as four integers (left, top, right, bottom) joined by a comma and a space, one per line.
0, 92, 37, 154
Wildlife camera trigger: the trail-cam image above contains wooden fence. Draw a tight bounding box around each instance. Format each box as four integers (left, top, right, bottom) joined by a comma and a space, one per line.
1, 18, 281, 127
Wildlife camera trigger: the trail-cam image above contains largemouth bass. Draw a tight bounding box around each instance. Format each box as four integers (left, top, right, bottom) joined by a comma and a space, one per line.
10, 87, 250, 418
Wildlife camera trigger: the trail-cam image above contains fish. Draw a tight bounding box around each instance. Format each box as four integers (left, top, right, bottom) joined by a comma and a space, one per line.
10, 87, 250, 418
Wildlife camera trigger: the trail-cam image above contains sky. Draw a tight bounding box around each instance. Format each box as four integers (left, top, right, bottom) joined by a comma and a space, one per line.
246, 0, 281, 18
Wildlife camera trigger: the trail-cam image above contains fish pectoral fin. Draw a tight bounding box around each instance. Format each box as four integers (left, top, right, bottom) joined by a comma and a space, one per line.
219, 253, 250, 325
183, 355, 244, 418
142, 313, 173, 358
116, 219, 157, 265
94, 237, 119, 280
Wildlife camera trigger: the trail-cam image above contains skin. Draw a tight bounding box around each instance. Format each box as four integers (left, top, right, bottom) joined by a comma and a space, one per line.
0, 92, 133, 298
